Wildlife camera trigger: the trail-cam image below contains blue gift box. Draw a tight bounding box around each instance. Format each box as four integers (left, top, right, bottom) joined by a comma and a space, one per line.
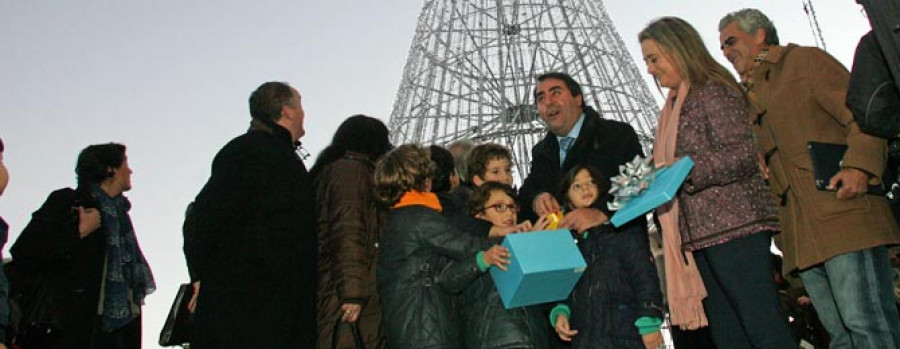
610, 156, 694, 227
490, 229, 587, 309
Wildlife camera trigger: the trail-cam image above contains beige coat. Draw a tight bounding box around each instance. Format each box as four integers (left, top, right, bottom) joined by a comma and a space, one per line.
748, 44, 900, 273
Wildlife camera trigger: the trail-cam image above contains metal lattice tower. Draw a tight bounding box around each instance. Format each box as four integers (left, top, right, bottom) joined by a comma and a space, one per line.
388, 0, 659, 183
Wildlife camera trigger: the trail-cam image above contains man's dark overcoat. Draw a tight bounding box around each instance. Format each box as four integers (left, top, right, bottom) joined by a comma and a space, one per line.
186, 122, 317, 348
519, 105, 645, 221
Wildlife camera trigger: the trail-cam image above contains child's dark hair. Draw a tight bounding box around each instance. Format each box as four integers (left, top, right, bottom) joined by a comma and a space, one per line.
429, 145, 455, 193
468, 181, 517, 216
374, 144, 435, 207
557, 164, 609, 211
466, 143, 512, 182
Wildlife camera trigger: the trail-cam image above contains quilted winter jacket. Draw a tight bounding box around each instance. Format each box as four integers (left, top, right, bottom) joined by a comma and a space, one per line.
458, 272, 549, 349
674, 81, 780, 251
377, 205, 489, 349
567, 223, 663, 349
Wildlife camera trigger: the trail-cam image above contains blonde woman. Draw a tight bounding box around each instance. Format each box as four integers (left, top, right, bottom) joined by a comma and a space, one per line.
638, 17, 794, 348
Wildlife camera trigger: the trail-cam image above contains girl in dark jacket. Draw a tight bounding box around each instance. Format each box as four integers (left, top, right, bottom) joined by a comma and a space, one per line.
374, 144, 509, 349
462, 182, 550, 349
550, 164, 663, 349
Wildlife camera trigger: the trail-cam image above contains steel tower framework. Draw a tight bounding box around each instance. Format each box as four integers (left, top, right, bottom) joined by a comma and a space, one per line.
388, 0, 659, 182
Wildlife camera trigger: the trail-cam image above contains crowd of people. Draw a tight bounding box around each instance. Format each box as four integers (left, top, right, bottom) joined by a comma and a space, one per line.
2, 6, 900, 349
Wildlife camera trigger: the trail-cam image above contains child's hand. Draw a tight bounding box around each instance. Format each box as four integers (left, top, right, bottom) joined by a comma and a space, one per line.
641, 331, 663, 349
513, 221, 533, 232
482, 245, 510, 271
554, 314, 578, 341
532, 214, 551, 231
489, 225, 517, 238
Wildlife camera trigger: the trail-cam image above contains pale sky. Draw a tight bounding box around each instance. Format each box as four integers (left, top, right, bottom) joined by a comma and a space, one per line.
0, 1, 869, 347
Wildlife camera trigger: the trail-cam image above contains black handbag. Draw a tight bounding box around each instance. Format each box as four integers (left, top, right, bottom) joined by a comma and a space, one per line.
14, 269, 65, 348
158, 283, 195, 347
330, 315, 365, 349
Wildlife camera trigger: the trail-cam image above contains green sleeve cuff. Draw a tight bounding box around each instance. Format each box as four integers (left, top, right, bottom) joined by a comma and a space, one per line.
634, 316, 663, 335
476, 251, 488, 271
549, 303, 571, 327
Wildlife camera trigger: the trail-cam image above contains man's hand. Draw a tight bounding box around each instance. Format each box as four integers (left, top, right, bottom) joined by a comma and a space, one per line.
483, 245, 511, 271
77, 207, 101, 238
642, 331, 664, 349
513, 221, 533, 233
188, 281, 200, 313
532, 192, 561, 217
827, 167, 870, 200
554, 314, 578, 341
559, 208, 608, 233
341, 303, 362, 323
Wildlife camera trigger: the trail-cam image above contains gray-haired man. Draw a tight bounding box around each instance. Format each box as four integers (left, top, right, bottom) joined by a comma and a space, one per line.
719, 8, 900, 348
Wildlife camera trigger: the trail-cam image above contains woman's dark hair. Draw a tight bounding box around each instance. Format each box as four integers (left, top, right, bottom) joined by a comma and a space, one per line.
468, 181, 517, 216
557, 164, 609, 212
429, 145, 455, 193
0, 136, 4, 152
76, 143, 126, 187
310, 115, 393, 179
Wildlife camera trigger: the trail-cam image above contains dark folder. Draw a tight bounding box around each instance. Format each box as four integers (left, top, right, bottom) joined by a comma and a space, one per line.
159, 283, 195, 347
807, 141, 884, 195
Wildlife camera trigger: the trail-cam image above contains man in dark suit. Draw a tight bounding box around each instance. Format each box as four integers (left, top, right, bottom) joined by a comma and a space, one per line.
519, 72, 644, 231
520, 72, 661, 346
186, 81, 317, 348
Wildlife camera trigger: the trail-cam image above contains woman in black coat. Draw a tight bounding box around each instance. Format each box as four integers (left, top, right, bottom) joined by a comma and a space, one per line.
11, 143, 155, 349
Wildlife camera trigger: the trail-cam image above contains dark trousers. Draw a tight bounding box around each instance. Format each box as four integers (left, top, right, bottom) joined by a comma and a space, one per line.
91, 315, 141, 349
694, 232, 796, 349
671, 326, 716, 349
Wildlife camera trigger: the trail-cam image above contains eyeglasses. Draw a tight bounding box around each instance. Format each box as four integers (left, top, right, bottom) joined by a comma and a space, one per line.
483, 203, 518, 213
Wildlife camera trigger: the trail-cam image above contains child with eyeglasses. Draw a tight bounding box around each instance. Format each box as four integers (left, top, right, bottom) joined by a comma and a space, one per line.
463, 181, 550, 348
373, 144, 510, 349
550, 164, 665, 349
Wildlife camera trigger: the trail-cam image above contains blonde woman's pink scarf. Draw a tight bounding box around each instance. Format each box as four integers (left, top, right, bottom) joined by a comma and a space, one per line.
652, 82, 709, 330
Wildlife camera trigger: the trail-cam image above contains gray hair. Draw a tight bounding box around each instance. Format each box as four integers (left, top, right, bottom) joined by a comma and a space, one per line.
719, 8, 779, 45
448, 138, 475, 183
